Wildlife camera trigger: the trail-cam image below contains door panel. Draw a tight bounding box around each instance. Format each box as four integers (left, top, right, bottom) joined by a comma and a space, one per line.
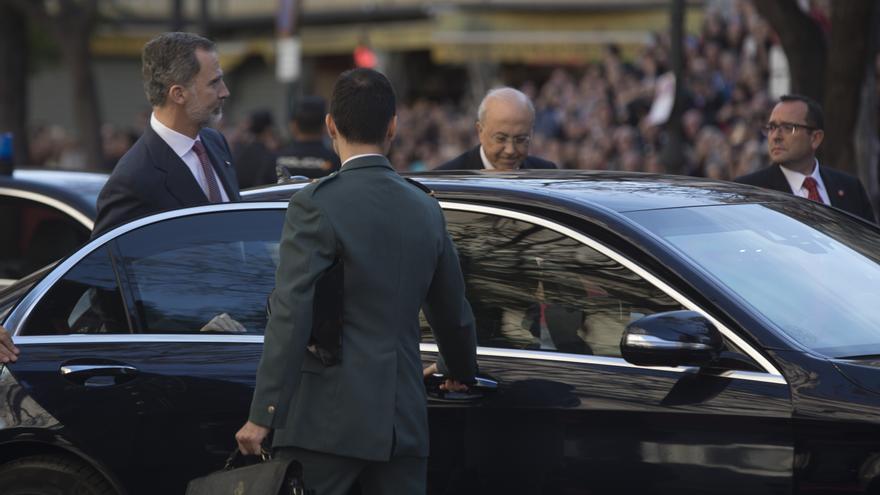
11, 339, 261, 495
425, 352, 792, 494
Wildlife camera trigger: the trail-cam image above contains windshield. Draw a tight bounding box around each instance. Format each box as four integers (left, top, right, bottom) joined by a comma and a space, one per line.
626, 203, 880, 358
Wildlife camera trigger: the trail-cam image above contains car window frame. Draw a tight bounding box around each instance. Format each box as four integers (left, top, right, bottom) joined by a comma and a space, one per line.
437, 201, 785, 382
3, 200, 786, 386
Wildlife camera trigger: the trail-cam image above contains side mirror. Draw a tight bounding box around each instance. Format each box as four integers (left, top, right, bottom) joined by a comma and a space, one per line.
620, 310, 723, 368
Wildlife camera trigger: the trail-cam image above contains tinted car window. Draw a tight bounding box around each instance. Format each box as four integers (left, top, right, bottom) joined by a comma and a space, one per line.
116, 210, 284, 334
20, 247, 128, 335
627, 203, 880, 358
0, 196, 89, 282
424, 210, 683, 357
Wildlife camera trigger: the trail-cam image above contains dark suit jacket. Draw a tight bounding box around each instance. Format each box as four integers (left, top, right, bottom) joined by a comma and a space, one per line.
735, 164, 875, 223
249, 155, 477, 461
92, 125, 240, 236
434, 145, 557, 170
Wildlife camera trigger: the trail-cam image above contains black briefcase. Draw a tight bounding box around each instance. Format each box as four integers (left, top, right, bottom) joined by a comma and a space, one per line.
308, 257, 344, 365
265, 257, 344, 366
185, 449, 313, 495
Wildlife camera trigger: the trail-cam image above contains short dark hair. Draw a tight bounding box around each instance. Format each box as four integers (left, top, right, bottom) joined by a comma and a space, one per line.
142, 32, 216, 107
293, 96, 327, 135
329, 68, 396, 145
248, 109, 274, 134
779, 94, 824, 130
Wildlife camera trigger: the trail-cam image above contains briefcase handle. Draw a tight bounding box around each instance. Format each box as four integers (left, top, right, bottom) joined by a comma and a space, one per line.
224, 447, 271, 470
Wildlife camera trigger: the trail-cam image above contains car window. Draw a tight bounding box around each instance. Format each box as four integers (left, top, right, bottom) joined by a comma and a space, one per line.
115, 210, 284, 335
20, 247, 129, 335
0, 196, 89, 283
422, 210, 684, 357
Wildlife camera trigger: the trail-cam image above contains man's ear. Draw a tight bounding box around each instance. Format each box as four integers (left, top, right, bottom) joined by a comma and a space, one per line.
325, 114, 337, 140
811, 129, 825, 151
386, 115, 398, 141
168, 84, 187, 105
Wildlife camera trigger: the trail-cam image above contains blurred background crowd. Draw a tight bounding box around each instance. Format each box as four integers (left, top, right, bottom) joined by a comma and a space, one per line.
10, 0, 878, 185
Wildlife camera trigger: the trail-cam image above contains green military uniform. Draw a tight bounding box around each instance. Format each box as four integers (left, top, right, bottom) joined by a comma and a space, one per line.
248, 155, 477, 493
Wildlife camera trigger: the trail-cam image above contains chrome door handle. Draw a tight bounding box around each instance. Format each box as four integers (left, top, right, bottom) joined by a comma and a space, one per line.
59, 363, 139, 386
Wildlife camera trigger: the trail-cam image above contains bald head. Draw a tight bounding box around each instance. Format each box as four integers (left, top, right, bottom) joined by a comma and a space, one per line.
477, 87, 535, 124
476, 87, 535, 170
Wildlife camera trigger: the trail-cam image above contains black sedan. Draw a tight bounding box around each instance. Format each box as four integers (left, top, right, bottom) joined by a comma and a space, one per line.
2, 171, 880, 494
0, 169, 106, 288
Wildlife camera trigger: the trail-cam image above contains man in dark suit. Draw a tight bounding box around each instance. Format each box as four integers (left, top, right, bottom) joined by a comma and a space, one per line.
435, 87, 556, 171
235, 68, 477, 494
735, 94, 875, 223
92, 32, 240, 237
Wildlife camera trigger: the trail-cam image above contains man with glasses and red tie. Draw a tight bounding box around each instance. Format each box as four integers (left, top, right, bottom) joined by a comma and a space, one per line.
735, 94, 875, 223
93, 32, 240, 237
434, 87, 556, 171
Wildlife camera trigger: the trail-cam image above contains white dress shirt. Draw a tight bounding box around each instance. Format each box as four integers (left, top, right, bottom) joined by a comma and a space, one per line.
479, 146, 497, 170
150, 113, 230, 202
780, 159, 829, 205
341, 153, 386, 168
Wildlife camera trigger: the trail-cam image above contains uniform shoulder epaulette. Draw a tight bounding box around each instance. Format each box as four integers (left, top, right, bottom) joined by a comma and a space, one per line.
311, 171, 340, 191
404, 177, 435, 197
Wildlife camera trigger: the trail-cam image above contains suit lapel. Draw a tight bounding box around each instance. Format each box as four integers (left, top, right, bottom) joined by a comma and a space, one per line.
465, 147, 484, 170
200, 130, 241, 200
143, 126, 209, 205
818, 166, 846, 209
768, 165, 794, 194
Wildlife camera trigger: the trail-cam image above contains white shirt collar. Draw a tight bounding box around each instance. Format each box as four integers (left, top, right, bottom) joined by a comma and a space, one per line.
150, 113, 200, 158
341, 153, 385, 168
479, 146, 496, 170
779, 159, 829, 205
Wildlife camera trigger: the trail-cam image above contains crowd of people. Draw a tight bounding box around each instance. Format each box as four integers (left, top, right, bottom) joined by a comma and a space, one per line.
24, 1, 829, 182
387, 1, 782, 177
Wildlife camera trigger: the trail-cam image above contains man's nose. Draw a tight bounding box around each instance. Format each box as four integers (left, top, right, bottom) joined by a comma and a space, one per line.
219, 81, 231, 99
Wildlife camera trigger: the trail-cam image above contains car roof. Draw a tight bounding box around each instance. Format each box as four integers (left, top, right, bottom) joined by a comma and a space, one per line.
2, 169, 107, 224
242, 170, 792, 213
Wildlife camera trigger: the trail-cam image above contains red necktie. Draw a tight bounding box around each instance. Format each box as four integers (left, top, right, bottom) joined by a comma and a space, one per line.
802, 177, 821, 203
192, 140, 223, 203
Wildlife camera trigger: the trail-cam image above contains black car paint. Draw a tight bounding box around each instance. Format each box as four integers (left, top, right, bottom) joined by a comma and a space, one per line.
1, 172, 880, 494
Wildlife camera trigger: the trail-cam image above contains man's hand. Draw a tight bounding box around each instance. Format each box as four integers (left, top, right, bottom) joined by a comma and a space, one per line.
200, 313, 247, 333
424, 362, 469, 393
423, 362, 438, 378
235, 421, 270, 456
440, 379, 469, 393
0, 325, 19, 364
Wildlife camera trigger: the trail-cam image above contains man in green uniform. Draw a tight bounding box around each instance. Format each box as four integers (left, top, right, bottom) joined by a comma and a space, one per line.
236, 68, 477, 494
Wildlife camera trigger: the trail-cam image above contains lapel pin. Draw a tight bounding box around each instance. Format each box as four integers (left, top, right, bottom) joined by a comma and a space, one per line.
838, 189, 845, 197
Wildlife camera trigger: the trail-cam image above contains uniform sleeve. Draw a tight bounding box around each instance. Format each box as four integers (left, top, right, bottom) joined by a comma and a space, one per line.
248, 189, 337, 428
422, 224, 477, 384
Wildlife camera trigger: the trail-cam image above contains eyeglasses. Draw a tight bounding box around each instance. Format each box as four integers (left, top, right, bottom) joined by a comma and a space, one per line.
491, 134, 531, 148
761, 122, 816, 136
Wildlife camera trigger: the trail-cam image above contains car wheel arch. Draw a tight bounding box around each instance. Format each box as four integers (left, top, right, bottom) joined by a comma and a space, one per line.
0, 440, 126, 495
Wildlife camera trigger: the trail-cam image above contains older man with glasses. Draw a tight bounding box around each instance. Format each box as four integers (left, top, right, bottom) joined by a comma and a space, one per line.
435, 87, 556, 171
735, 94, 875, 222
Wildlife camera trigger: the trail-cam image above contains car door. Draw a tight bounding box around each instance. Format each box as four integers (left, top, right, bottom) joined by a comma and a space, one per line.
423, 203, 793, 495
8, 205, 285, 495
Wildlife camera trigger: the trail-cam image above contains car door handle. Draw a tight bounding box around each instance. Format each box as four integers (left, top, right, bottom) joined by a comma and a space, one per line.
60, 363, 139, 387
426, 374, 498, 403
